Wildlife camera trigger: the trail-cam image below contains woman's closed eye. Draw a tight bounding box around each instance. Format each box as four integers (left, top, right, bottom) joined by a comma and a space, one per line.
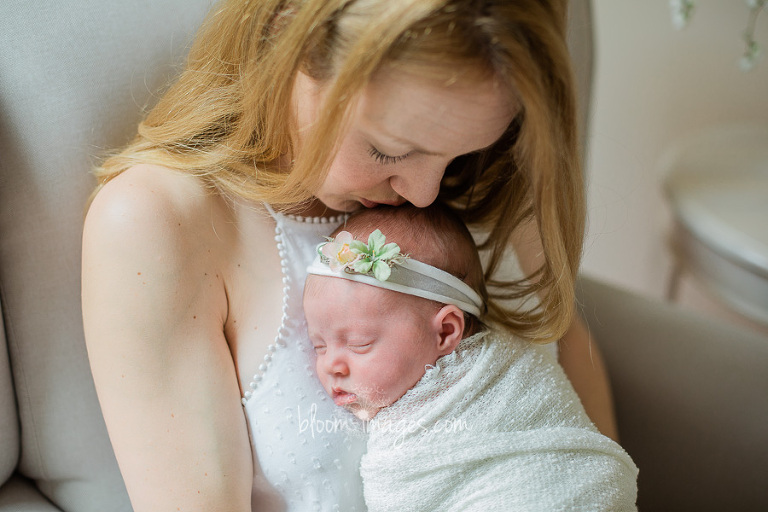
368, 146, 410, 165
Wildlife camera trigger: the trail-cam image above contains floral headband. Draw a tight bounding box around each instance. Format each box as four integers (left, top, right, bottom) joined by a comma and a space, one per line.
306, 229, 484, 317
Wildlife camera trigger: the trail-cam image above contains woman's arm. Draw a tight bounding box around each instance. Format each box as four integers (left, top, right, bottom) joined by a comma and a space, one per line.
557, 316, 619, 441
511, 218, 619, 441
82, 168, 253, 512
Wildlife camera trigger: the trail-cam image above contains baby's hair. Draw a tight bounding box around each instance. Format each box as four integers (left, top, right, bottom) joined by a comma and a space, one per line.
333, 203, 487, 334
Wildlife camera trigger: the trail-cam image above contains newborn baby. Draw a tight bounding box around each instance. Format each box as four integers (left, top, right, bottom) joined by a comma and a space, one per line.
304, 208, 483, 421
303, 204, 638, 512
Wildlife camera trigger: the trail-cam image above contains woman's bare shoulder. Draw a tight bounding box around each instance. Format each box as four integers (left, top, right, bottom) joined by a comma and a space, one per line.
86, 164, 223, 237
82, 164, 232, 332
84, 164, 243, 273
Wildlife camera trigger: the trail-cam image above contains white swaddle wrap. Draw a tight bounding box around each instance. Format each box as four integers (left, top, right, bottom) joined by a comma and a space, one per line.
360, 329, 638, 512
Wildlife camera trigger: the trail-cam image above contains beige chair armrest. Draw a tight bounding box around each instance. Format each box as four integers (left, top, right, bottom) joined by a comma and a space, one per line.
577, 275, 768, 510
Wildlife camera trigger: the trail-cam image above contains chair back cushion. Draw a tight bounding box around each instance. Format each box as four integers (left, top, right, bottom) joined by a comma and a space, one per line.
0, 1, 212, 509
0, 311, 18, 486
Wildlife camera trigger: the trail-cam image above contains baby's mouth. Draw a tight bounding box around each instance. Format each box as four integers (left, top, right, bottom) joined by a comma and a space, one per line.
331, 387, 381, 421
331, 388, 358, 407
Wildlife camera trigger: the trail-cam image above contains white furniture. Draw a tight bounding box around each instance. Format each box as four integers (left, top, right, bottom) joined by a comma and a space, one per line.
663, 122, 768, 325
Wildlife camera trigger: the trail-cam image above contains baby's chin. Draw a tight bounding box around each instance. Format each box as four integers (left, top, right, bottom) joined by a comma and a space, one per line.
349, 406, 379, 421
341, 400, 382, 421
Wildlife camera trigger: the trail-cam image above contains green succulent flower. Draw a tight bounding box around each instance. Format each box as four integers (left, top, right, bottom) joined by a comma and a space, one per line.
348, 229, 405, 281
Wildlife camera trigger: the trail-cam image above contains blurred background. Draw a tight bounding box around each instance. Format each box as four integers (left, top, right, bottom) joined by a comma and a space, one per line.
582, 0, 768, 336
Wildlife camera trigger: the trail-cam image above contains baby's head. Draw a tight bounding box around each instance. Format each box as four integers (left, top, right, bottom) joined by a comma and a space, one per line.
303, 203, 486, 420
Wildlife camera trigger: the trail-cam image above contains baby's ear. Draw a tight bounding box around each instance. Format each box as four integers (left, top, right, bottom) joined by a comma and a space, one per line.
432, 305, 465, 355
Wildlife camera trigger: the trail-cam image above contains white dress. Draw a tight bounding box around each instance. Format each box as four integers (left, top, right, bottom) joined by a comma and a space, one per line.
241, 208, 367, 511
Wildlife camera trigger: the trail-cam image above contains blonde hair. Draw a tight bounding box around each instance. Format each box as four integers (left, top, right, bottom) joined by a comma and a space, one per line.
93, 0, 584, 343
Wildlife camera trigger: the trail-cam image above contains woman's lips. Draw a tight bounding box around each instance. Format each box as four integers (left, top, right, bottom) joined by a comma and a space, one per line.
358, 198, 380, 209
359, 198, 404, 208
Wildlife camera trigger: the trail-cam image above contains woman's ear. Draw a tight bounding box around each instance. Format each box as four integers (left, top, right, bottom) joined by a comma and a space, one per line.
432, 305, 465, 355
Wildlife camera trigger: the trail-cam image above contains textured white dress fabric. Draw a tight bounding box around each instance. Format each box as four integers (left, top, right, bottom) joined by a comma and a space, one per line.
360, 329, 639, 512
242, 209, 367, 511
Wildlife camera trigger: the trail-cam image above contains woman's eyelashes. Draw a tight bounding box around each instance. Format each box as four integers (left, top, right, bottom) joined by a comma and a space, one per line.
368, 146, 410, 165
368, 143, 488, 166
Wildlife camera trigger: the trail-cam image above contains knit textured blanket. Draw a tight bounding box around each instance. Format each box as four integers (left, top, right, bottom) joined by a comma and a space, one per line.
360, 330, 638, 512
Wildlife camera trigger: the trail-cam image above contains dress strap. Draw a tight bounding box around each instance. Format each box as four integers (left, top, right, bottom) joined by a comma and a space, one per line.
262, 202, 278, 218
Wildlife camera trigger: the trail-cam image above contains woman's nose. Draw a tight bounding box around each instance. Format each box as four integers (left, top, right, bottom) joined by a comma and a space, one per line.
389, 162, 446, 208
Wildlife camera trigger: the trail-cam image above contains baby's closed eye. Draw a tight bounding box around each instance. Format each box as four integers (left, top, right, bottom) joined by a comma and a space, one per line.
348, 342, 373, 354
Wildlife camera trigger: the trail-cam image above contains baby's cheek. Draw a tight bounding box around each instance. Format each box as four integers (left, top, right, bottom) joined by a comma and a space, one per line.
376, 370, 413, 404
314, 359, 330, 392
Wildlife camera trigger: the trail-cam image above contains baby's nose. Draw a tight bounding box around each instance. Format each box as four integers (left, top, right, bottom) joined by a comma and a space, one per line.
324, 354, 349, 377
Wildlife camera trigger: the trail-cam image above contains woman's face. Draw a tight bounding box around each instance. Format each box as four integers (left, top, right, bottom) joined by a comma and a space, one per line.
295, 69, 518, 212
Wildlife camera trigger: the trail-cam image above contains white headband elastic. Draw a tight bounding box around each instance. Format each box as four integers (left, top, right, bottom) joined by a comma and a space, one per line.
306, 231, 484, 317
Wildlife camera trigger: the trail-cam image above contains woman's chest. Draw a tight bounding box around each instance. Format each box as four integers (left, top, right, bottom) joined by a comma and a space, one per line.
220, 205, 343, 395
225, 261, 284, 394
218, 206, 285, 394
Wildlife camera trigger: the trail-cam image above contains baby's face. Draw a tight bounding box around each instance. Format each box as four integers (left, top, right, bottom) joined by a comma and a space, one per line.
304, 276, 442, 420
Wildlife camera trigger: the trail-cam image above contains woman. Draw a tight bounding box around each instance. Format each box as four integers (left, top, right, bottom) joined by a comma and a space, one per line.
82, 0, 617, 510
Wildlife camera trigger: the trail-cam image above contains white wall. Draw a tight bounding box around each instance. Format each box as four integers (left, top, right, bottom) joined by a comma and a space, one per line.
583, 0, 768, 334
